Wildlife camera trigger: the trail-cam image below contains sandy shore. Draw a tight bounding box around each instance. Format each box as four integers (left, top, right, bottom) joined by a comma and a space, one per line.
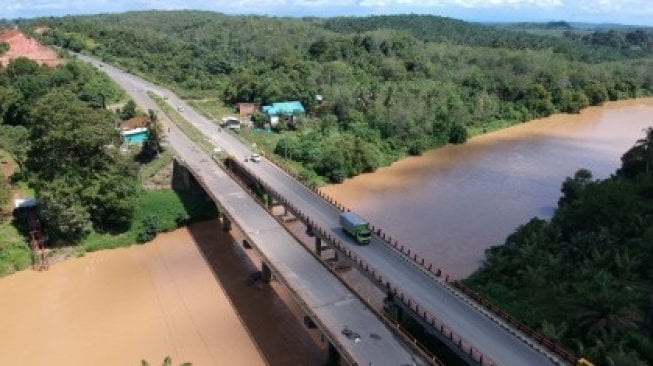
0, 220, 324, 365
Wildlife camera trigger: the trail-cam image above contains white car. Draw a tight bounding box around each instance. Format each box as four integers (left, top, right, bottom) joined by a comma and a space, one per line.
250, 154, 262, 162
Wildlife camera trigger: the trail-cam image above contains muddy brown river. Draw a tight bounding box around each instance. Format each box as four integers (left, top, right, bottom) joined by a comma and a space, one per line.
322, 98, 653, 279
0, 221, 324, 366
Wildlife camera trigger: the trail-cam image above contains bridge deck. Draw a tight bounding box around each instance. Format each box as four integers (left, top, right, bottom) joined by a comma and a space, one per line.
80, 54, 422, 366
80, 53, 567, 366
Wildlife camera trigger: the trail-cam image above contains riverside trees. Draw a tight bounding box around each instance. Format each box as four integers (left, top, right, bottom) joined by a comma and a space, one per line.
0, 57, 137, 240
31, 12, 653, 182
465, 129, 653, 365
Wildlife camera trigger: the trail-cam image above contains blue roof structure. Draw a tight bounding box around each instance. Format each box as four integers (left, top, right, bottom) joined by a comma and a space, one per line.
262, 101, 305, 116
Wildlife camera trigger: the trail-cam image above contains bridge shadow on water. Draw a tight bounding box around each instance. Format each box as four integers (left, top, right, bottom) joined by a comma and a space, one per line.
184, 219, 328, 366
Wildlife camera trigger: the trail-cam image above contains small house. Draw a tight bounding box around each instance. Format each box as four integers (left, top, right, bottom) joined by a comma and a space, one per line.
261, 101, 305, 126
121, 128, 148, 144
120, 116, 148, 145
237, 103, 260, 117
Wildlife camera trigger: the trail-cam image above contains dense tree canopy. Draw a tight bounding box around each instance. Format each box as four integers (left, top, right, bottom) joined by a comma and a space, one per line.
0, 57, 134, 241
466, 129, 653, 366
25, 11, 653, 183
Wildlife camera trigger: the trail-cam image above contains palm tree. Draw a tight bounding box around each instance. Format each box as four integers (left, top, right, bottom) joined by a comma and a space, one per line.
577, 291, 643, 339
619, 127, 653, 177
540, 320, 568, 341
143, 109, 165, 159
639, 127, 653, 175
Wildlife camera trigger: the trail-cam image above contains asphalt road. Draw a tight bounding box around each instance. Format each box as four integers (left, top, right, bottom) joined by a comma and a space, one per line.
78, 53, 565, 366
75, 55, 425, 366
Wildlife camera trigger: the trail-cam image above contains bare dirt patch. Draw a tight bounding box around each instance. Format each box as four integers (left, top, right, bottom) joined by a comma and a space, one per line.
0, 28, 62, 67
143, 161, 173, 190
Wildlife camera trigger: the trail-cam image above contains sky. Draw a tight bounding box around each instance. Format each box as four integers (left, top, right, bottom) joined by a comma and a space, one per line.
2, 0, 653, 26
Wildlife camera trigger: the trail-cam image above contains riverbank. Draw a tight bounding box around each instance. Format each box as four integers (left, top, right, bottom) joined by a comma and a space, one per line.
322, 97, 653, 278
0, 220, 324, 365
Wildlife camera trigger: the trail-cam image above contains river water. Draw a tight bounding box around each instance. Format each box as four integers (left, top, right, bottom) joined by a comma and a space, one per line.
0, 221, 324, 366
322, 98, 653, 279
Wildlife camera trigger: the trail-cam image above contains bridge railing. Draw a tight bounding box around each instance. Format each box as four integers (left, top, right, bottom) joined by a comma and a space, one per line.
227, 157, 577, 365
212, 157, 445, 365
225, 158, 495, 366
182, 158, 360, 366
258, 155, 577, 365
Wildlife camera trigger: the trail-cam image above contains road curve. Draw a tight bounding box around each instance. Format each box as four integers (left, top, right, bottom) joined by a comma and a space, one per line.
79, 53, 564, 366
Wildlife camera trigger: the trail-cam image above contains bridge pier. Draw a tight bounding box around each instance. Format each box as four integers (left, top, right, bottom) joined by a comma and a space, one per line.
315, 237, 322, 257
385, 293, 404, 323
266, 194, 274, 211
261, 262, 273, 283
327, 342, 341, 366
222, 215, 232, 232
306, 224, 315, 237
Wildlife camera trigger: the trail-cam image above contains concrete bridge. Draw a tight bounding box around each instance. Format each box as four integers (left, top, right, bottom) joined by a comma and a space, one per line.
79, 53, 578, 366
93, 58, 427, 365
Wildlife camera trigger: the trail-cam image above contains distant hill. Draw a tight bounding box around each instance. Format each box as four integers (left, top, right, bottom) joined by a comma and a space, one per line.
324, 14, 653, 62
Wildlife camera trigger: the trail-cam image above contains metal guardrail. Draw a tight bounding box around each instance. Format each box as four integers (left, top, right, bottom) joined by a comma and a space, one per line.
159, 88, 576, 365
223, 158, 444, 366
228, 158, 496, 365
233, 156, 578, 366
176, 157, 358, 366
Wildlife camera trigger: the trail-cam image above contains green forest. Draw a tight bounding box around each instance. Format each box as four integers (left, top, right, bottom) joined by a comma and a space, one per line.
466, 129, 653, 365
24, 11, 653, 183
0, 56, 216, 275
1, 10, 651, 365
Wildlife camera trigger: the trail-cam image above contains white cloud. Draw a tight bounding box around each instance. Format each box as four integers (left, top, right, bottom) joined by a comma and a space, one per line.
578, 0, 653, 14
360, 0, 563, 8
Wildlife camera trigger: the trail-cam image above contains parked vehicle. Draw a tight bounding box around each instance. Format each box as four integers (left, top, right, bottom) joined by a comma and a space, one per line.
340, 211, 371, 244
221, 116, 241, 130
250, 153, 261, 162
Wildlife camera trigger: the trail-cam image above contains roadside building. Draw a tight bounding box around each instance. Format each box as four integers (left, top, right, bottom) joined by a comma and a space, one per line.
236, 103, 260, 117
120, 115, 148, 145
261, 101, 305, 126
121, 115, 147, 130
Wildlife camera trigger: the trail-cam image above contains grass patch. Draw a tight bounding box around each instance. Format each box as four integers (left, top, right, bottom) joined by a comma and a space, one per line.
150, 91, 328, 188
0, 222, 31, 276
148, 92, 216, 154
187, 99, 234, 120
467, 119, 521, 137
81, 189, 218, 252
139, 149, 173, 181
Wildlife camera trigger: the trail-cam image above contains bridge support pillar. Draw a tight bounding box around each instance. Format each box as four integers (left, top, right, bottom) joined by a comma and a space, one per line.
283, 205, 288, 217
315, 237, 322, 257
306, 224, 315, 237
261, 262, 272, 283
331, 250, 338, 262
396, 305, 404, 323
266, 194, 274, 211
222, 216, 232, 232
172, 159, 191, 191
327, 342, 340, 365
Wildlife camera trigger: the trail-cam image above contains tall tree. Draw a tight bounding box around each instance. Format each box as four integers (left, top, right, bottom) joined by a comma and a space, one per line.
0, 125, 30, 174
619, 127, 653, 177
141, 109, 165, 160
120, 99, 137, 120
